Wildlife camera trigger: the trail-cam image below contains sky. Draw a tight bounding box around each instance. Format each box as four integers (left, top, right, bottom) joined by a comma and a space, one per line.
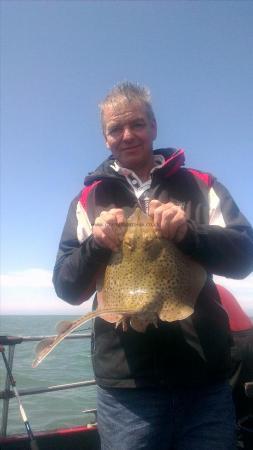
1, 0, 253, 316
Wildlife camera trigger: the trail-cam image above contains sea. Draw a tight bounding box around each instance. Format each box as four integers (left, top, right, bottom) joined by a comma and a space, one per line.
0, 316, 96, 435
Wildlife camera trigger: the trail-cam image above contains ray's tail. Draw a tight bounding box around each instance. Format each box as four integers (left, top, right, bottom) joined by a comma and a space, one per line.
32, 308, 133, 368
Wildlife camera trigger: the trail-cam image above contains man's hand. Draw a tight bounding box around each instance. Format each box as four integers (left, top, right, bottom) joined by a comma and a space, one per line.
93, 208, 126, 252
149, 200, 187, 243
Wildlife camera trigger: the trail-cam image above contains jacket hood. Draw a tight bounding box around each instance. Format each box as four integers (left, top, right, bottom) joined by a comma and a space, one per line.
84, 148, 185, 186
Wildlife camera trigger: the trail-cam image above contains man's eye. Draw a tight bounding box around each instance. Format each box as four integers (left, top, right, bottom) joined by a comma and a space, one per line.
108, 126, 122, 135
132, 122, 145, 129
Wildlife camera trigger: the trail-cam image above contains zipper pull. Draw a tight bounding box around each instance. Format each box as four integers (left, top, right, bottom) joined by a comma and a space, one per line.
138, 195, 150, 214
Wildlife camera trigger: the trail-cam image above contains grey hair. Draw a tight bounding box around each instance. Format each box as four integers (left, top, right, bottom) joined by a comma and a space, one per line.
99, 81, 156, 129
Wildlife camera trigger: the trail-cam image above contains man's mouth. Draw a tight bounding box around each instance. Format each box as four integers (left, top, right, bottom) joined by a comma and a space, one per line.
121, 145, 141, 151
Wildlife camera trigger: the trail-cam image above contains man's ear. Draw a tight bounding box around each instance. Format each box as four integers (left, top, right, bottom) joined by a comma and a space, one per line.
102, 126, 111, 150
102, 127, 109, 149
151, 119, 157, 141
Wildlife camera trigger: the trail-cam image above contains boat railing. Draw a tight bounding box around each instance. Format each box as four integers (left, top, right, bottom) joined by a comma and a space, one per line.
0, 334, 96, 437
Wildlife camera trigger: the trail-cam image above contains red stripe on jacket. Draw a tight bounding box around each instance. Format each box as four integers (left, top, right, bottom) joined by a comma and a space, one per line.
163, 149, 185, 178
80, 181, 102, 210
188, 168, 213, 188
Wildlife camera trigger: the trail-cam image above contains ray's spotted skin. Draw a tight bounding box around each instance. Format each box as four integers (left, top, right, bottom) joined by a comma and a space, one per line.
97, 208, 206, 329
32, 208, 206, 368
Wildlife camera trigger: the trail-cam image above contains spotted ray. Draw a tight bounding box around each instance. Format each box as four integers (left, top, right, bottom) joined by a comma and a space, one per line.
33, 208, 206, 367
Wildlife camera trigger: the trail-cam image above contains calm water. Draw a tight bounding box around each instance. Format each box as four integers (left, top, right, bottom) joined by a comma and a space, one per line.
0, 316, 96, 434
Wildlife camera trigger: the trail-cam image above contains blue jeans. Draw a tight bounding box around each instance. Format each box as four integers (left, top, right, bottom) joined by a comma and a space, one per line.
97, 382, 236, 450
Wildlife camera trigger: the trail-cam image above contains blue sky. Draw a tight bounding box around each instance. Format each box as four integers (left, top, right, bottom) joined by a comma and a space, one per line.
1, 0, 253, 315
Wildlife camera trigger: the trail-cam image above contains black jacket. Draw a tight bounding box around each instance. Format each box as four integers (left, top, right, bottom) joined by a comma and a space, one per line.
53, 149, 253, 387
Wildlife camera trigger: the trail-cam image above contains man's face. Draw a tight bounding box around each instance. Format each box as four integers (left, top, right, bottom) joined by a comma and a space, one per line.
103, 100, 157, 171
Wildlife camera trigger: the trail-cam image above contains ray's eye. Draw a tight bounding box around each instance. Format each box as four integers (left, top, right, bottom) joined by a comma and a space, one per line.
124, 237, 136, 251
144, 239, 162, 259
144, 237, 154, 250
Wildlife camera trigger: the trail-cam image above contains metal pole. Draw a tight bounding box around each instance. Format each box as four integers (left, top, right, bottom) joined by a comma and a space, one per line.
0, 346, 40, 450
0, 379, 96, 399
1, 344, 15, 436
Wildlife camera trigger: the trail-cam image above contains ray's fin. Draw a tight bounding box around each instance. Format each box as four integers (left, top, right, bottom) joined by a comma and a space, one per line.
56, 320, 73, 334
34, 337, 55, 355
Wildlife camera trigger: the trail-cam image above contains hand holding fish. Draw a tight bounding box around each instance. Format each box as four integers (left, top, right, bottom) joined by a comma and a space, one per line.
93, 208, 127, 252
149, 200, 187, 242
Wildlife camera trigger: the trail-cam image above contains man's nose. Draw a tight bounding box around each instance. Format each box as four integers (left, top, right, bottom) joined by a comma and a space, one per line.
122, 126, 134, 141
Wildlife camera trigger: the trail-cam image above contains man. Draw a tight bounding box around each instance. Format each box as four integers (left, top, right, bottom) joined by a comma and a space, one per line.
53, 82, 253, 450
